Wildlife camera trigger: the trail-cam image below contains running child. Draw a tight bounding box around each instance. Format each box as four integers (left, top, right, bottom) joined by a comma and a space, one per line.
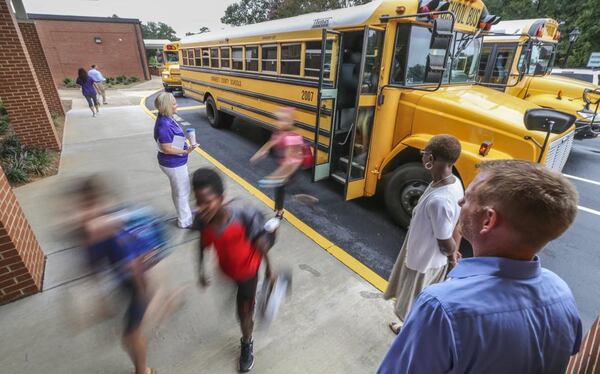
192, 168, 274, 372
250, 107, 316, 217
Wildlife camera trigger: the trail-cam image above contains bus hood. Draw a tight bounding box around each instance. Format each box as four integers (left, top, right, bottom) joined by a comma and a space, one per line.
526, 76, 599, 123
411, 85, 574, 163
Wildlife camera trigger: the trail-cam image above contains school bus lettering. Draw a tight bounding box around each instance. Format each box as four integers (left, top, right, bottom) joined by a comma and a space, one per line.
445, 1, 482, 29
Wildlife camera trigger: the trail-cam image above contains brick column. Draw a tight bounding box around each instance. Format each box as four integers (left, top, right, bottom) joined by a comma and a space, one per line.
0, 164, 46, 304
18, 20, 64, 118
0, 0, 60, 151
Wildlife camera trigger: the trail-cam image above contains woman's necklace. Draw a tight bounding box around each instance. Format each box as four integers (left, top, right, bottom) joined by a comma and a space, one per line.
431, 173, 453, 188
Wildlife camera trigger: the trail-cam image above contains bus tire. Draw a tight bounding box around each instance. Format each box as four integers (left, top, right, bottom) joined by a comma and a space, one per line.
384, 162, 431, 229
205, 96, 231, 129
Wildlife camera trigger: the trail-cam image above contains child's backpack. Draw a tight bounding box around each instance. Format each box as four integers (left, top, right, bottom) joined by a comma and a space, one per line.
120, 206, 170, 269
301, 142, 314, 169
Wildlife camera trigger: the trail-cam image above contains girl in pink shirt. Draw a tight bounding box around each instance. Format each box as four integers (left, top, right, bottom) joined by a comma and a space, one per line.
250, 108, 316, 216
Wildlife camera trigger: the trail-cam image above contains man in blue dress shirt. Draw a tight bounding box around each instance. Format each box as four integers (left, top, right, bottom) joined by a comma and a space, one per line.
378, 160, 582, 374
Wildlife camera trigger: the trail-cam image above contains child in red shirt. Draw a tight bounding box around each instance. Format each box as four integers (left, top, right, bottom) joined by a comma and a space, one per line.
192, 168, 273, 373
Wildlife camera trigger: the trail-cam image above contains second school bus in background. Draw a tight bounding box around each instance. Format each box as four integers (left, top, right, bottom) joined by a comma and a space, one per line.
161, 42, 182, 93
178, 0, 576, 228
479, 18, 600, 139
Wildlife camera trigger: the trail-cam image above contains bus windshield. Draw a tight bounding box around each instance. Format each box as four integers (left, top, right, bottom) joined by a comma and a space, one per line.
164, 51, 179, 63
391, 25, 481, 86
518, 42, 555, 76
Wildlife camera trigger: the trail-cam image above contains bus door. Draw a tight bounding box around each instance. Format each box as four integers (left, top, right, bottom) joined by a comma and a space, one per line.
313, 29, 341, 182
344, 26, 385, 200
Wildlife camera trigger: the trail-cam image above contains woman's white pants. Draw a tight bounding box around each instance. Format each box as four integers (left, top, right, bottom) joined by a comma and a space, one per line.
160, 164, 192, 228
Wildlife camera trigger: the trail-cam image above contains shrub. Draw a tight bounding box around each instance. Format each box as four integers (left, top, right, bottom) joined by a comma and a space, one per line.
3, 152, 30, 184
127, 77, 140, 84
0, 133, 21, 158
116, 75, 127, 84
25, 148, 53, 176
0, 115, 8, 136
105, 77, 115, 84
0, 135, 55, 183
63, 77, 77, 88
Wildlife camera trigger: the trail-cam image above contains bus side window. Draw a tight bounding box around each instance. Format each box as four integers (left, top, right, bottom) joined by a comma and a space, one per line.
202, 49, 210, 66
195, 48, 202, 66
304, 41, 332, 79
188, 49, 195, 66
246, 46, 259, 71
232, 47, 244, 70
210, 48, 219, 68
281, 44, 301, 75
182, 49, 189, 66
221, 47, 231, 68
390, 25, 410, 84
262, 45, 277, 73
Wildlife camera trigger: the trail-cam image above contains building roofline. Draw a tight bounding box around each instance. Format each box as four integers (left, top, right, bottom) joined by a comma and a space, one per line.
26, 13, 141, 24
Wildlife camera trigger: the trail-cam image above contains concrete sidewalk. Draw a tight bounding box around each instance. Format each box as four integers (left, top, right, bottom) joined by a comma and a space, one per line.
0, 86, 396, 373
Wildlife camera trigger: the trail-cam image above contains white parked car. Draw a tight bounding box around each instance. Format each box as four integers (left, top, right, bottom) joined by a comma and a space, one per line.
551, 69, 600, 86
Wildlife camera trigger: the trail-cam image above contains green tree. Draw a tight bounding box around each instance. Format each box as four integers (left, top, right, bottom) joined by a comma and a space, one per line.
141, 21, 179, 41
222, 0, 372, 26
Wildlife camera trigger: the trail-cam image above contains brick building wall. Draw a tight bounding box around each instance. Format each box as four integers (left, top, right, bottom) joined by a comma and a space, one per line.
0, 1, 61, 151
30, 15, 150, 87
17, 20, 64, 117
0, 164, 46, 304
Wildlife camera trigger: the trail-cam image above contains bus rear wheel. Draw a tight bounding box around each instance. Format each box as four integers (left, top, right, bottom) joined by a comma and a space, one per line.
384, 162, 431, 229
205, 96, 232, 129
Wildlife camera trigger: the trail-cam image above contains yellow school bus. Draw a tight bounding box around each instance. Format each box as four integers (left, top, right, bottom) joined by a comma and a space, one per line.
480, 19, 600, 139
179, 0, 576, 228
161, 42, 182, 92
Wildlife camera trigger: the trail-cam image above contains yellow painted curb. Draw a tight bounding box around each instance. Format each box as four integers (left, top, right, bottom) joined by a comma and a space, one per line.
139, 92, 387, 292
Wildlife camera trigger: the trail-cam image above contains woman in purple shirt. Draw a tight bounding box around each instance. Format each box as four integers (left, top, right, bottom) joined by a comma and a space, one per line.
154, 92, 197, 228
75, 68, 99, 117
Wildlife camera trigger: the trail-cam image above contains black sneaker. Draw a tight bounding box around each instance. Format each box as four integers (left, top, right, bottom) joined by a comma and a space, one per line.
239, 338, 255, 372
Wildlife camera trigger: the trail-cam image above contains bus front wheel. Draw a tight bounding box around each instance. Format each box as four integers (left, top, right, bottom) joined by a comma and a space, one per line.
205, 96, 232, 129
384, 163, 431, 229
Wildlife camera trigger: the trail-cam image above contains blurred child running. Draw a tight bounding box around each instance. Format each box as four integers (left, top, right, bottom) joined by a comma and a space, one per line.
192, 168, 276, 372
250, 107, 317, 217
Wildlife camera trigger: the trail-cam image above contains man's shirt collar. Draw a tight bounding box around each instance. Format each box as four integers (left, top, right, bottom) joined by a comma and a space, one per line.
448, 256, 541, 280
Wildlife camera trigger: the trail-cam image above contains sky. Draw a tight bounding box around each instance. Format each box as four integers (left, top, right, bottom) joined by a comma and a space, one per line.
22, 0, 238, 38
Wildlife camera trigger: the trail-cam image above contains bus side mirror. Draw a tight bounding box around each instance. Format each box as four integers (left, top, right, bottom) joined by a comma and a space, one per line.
524, 108, 575, 134
424, 18, 454, 83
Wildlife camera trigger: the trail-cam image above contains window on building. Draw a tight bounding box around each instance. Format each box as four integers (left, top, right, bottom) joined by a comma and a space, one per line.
194, 48, 202, 66
202, 49, 210, 67
246, 46, 259, 71
232, 47, 244, 70
221, 47, 231, 68
182, 49, 189, 65
210, 48, 219, 68
305, 41, 332, 78
281, 44, 301, 75
262, 45, 277, 73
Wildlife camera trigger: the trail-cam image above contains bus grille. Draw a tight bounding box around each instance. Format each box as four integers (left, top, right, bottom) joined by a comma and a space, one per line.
545, 131, 574, 172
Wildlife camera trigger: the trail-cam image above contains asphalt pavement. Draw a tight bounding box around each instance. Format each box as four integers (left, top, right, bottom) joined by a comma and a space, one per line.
146, 92, 600, 331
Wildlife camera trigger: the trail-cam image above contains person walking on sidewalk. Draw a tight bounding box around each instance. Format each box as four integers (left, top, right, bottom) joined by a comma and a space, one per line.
378, 160, 582, 373
384, 134, 463, 335
192, 168, 274, 372
76, 68, 99, 117
154, 92, 196, 228
88, 64, 107, 105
